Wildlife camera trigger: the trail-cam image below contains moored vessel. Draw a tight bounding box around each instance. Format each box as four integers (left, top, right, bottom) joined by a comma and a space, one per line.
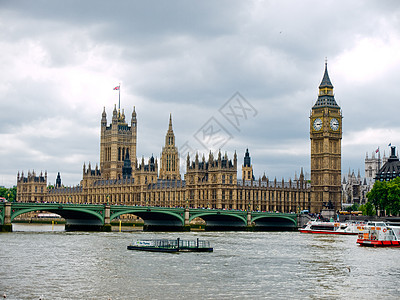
357, 222, 400, 247
299, 220, 365, 235
127, 238, 213, 252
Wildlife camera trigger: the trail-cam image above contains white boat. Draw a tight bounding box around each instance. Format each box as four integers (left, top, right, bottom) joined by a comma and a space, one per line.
357, 222, 400, 247
299, 220, 365, 235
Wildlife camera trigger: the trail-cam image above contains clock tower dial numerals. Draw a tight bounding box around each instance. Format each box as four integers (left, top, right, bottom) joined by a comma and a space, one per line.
313, 118, 322, 131
330, 118, 339, 131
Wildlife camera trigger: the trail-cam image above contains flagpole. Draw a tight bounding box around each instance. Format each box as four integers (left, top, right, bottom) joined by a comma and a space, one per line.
119, 83, 121, 110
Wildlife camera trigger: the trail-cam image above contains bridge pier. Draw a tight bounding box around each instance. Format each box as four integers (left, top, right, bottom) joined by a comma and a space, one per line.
1, 202, 12, 232
102, 205, 112, 232
246, 210, 254, 230
184, 208, 190, 231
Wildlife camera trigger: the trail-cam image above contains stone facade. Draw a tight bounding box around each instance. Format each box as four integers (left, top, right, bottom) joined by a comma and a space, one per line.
341, 150, 389, 207
16, 112, 311, 212
310, 62, 342, 213
17, 67, 355, 212
159, 114, 180, 180
342, 170, 371, 207
100, 105, 137, 180
16, 171, 47, 202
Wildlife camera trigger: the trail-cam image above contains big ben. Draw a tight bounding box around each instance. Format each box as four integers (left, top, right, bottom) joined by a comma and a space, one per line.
310, 62, 342, 213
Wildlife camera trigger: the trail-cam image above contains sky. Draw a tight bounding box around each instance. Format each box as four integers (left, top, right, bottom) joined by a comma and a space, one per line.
1, 0, 400, 188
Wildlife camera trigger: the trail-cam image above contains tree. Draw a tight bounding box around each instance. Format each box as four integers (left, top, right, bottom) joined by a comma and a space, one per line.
0, 186, 17, 201
360, 202, 375, 216
367, 178, 400, 216
386, 177, 400, 215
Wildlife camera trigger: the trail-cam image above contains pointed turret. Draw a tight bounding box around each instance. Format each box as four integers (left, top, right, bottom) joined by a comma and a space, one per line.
319, 61, 333, 89
112, 104, 118, 121
313, 61, 339, 108
160, 113, 180, 179
101, 107, 107, 127
244, 148, 251, 167
169, 113, 173, 130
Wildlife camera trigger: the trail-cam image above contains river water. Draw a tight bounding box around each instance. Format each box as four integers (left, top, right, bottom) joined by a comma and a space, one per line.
1, 224, 399, 299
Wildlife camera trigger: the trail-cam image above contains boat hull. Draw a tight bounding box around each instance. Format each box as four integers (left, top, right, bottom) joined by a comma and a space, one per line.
299, 229, 357, 235
357, 239, 400, 247
127, 245, 213, 252
127, 245, 179, 252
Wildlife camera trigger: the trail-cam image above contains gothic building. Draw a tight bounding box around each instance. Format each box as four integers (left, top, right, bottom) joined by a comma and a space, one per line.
159, 114, 180, 180
16, 65, 347, 213
342, 169, 370, 207
16, 108, 311, 212
310, 62, 342, 213
100, 105, 137, 180
16, 171, 47, 202
342, 149, 389, 207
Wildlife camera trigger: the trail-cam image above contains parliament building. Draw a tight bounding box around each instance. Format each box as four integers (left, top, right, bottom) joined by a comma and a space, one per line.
16, 64, 343, 214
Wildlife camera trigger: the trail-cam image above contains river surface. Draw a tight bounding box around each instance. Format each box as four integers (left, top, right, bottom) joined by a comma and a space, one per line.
1, 224, 399, 299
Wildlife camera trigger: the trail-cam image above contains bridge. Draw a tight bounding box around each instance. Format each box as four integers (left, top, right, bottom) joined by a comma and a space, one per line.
0, 202, 298, 232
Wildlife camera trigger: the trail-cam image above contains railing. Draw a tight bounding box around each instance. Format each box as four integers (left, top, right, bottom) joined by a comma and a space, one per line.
137, 238, 210, 249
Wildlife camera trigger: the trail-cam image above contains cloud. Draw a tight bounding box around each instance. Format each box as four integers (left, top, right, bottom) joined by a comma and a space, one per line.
1, 0, 400, 187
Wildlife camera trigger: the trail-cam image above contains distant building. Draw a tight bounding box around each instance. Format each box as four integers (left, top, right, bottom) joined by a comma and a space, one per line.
365, 150, 388, 181
342, 149, 389, 207
342, 169, 370, 207
375, 146, 400, 181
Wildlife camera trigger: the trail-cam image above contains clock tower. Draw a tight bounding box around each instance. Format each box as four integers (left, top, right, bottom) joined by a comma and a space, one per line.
310, 62, 342, 213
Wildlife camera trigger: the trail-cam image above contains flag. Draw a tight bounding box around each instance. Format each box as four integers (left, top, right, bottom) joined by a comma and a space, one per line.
113, 86, 120, 90
388, 143, 392, 147
375, 147, 379, 153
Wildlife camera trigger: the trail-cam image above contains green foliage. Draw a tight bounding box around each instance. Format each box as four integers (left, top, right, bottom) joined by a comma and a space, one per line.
359, 203, 375, 216
0, 186, 17, 201
367, 177, 400, 216
345, 203, 360, 212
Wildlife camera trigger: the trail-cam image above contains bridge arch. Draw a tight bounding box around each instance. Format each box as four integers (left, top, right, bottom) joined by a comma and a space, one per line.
110, 208, 184, 224
110, 207, 185, 230
10, 207, 104, 223
251, 215, 297, 230
189, 211, 247, 229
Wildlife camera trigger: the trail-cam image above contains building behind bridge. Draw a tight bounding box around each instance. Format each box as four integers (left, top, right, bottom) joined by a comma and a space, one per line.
17, 65, 349, 213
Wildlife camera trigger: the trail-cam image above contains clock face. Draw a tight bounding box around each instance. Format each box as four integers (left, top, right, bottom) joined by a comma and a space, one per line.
330, 118, 339, 131
313, 118, 322, 131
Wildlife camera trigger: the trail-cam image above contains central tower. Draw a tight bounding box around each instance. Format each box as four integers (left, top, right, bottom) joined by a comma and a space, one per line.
159, 114, 180, 180
310, 62, 342, 213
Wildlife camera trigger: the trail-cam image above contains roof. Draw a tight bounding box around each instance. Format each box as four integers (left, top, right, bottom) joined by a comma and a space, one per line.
319, 62, 333, 88
375, 147, 400, 181
313, 62, 339, 108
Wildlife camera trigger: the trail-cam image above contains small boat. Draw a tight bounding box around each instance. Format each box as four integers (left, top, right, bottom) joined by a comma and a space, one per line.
127, 238, 213, 252
299, 220, 365, 235
357, 222, 400, 247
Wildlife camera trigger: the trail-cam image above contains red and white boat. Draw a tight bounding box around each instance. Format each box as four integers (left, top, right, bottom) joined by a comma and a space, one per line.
299, 220, 365, 235
357, 222, 400, 247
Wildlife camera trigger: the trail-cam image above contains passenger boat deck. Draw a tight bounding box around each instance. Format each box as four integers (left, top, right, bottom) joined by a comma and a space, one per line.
127, 238, 213, 252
